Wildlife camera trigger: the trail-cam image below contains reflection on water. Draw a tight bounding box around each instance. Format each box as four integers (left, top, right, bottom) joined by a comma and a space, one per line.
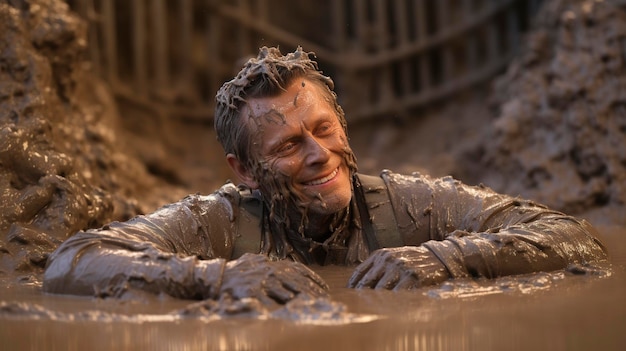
1, 225, 625, 350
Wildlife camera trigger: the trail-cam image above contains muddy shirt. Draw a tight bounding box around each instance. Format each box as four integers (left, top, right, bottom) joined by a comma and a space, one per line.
43, 170, 607, 297
373, 171, 607, 284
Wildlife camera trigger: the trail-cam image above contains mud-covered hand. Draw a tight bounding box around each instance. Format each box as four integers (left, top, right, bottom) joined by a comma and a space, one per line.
348, 246, 450, 290
218, 253, 329, 305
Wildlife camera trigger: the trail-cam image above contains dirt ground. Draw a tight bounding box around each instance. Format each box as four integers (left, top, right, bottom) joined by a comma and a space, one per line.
0, 0, 625, 279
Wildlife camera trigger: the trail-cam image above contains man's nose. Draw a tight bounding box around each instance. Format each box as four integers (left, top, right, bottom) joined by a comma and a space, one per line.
303, 136, 330, 165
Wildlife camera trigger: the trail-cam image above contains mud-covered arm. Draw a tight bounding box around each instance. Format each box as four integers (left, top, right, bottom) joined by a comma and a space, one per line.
349, 171, 608, 289
44, 231, 328, 301
43, 191, 238, 298
43, 187, 328, 301
42, 230, 230, 299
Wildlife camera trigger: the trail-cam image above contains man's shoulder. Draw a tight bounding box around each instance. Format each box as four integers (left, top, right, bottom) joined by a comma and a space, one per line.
182, 181, 257, 202
356, 169, 433, 188
369, 169, 483, 190
165, 181, 256, 216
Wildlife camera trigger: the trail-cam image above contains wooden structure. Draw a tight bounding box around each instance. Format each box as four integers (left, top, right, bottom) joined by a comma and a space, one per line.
67, 0, 548, 122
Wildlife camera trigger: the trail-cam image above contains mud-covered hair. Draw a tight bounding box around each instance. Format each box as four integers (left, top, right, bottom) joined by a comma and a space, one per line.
214, 46, 348, 165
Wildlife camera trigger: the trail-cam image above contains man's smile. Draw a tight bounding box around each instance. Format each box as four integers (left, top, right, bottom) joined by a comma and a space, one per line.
303, 167, 339, 186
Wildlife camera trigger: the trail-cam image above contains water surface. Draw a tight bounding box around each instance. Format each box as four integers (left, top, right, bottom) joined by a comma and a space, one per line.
1, 225, 624, 350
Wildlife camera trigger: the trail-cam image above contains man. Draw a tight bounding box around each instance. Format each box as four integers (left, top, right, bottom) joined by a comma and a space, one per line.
43, 47, 607, 303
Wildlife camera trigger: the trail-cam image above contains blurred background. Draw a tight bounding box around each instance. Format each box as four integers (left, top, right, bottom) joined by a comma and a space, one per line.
65, 0, 544, 122
61, 0, 626, 223
60, 0, 547, 194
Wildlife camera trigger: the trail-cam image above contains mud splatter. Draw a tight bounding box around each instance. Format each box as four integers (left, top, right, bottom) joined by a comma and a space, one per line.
0, 294, 379, 325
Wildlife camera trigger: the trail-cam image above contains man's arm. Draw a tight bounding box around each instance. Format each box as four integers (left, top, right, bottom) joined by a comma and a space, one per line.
43, 190, 237, 297
349, 171, 608, 289
44, 189, 328, 301
43, 229, 227, 298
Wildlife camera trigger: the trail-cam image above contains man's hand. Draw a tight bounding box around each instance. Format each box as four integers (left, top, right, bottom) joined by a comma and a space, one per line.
348, 246, 449, 290
219, 253, 329, 305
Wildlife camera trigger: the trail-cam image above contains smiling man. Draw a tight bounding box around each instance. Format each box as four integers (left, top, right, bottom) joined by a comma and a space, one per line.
43, 47, 608, 302
229, 77, 354, 234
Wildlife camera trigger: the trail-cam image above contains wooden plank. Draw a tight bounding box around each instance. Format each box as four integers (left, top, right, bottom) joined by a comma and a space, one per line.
207, 1, 222, 101
152, 0, 169, 91
84, 0, 102, 78
394, 0, 411, 95
331, 0, 347, 50
180, 0, 194, 90
237, 0, 250, 58
416, 0, 430, 90
133, 0, 147, 96
102, 0, 117, 85
506, 4, 520, 55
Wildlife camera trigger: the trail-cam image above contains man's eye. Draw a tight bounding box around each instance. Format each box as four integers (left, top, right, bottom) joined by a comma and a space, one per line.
316, 123, 333, 135
277, 142, 296, 154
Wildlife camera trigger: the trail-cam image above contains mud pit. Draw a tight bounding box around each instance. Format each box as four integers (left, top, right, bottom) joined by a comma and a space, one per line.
0, 228, 624, 350
1, 0, 626, 349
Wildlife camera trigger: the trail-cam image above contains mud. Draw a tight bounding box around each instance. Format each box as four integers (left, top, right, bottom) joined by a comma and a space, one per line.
458, 0, 626, 222
350, 0, 626, 228
1, 0, 623, 273
0, 0, 187, 278
0, 226, 624, 350
0, 0, 625, 349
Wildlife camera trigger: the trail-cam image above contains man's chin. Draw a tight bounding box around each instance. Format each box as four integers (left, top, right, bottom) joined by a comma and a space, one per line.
315, 181, 352, 214
307, 196, 351, 216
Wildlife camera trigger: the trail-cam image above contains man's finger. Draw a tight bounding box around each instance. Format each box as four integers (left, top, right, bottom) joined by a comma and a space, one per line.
393, 272, 420, 291
348, 260, 374, 288
291, 262, 329, 290
278, 268, 329, 297
265, 279, 296, 304
355, 262, 387, 289
374, 268, 401, 290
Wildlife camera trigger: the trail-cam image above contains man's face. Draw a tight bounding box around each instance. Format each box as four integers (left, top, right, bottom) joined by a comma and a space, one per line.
244, 79, 353, 216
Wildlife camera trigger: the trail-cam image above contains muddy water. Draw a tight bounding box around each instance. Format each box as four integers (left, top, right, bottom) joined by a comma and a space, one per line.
0, 225, 623, 350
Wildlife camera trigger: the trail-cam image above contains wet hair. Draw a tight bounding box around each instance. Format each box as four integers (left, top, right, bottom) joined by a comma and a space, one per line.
214, 46, 349, 166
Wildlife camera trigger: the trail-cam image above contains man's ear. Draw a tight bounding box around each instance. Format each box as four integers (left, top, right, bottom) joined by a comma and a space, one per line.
226, 154, 259, 189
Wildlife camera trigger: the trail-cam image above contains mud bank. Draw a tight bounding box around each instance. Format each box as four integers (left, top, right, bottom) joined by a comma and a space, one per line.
0, 0, 187, 277
458, 0, 626, 223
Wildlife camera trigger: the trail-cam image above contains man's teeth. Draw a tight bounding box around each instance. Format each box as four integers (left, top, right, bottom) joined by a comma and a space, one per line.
306, 168, 338, 186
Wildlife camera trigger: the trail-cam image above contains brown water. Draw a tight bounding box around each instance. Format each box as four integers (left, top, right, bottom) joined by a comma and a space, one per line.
0, 225, 624, 351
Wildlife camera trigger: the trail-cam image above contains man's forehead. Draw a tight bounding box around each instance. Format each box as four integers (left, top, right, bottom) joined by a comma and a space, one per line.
242, 79, 330, 122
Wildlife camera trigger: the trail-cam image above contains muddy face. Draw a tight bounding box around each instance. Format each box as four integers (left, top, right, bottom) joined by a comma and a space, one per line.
234, 78, 357, 240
